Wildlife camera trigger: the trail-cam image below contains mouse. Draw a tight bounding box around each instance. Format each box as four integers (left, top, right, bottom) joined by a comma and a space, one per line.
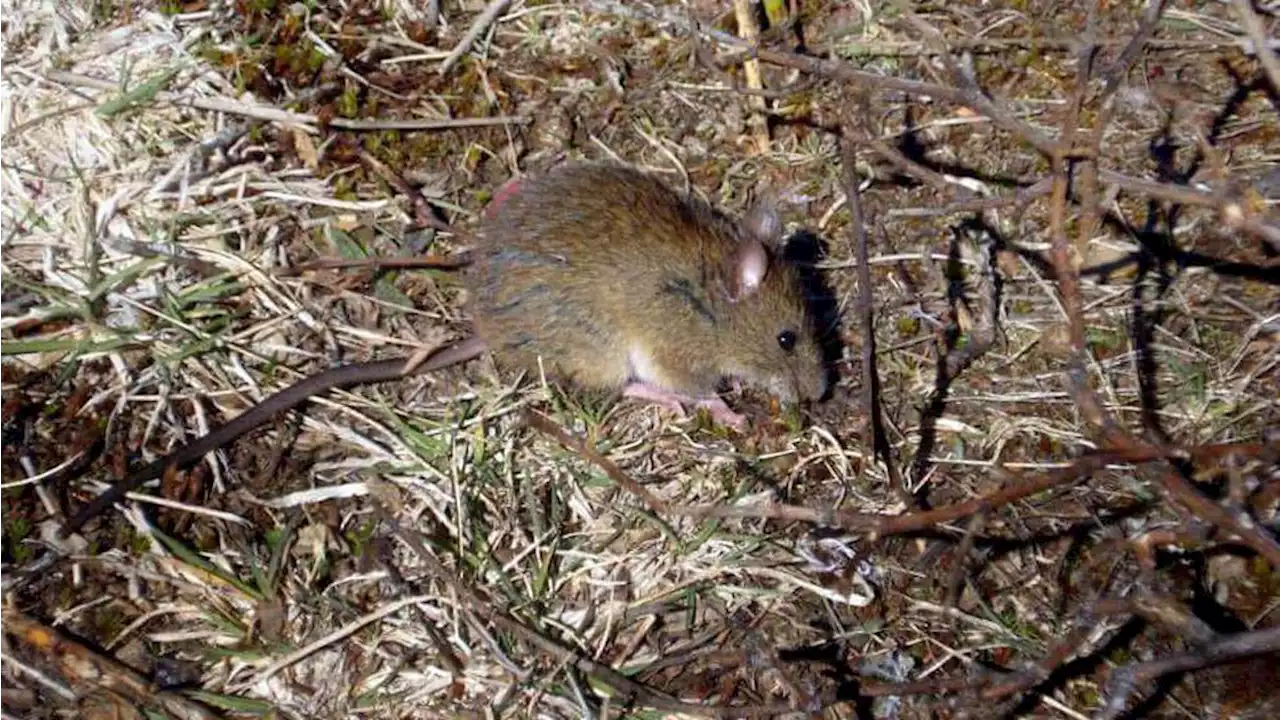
62, 161, 828, 534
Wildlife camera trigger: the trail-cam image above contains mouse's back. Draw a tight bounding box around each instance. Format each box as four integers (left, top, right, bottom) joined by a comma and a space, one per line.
468, 161, 826, 406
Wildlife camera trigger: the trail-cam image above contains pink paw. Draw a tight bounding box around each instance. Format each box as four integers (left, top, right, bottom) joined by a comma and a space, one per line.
621, 383, 746, 430
693, 397, 747, 430
485, 177, 523, 218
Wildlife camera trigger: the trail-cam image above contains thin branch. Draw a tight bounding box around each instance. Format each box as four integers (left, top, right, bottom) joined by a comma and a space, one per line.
1157, 466, 1280, 567
668, 442, 1268, 536
1048, 96, 1124, 441
3, 609, 220, 720
1098, 0, 1168, 101
1098, 168, 1280, 249
358, 149, 478, 240
523, 410, 669, 512
44, 71, 530, 132
373, 502, 799, 718
890, 2, 1060, 156
731, 0, 772, 153
274, 255, 471, 276
1232, 0, 1280, 96
438, 0, 512, 76
1097, 626, 1280, 720
839, 130, 910, 508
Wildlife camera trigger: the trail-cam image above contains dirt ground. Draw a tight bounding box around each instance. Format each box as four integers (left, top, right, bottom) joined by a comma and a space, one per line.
2, 1, 1279, 719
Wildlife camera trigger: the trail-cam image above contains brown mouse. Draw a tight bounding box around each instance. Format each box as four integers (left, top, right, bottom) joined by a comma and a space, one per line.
63, 161, 827, 533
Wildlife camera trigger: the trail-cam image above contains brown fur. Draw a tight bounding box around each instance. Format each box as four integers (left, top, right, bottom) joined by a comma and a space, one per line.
469, 162, 826, 404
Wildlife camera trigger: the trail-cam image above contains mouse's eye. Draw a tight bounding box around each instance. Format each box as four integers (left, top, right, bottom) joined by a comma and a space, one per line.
777, 329, 797, 353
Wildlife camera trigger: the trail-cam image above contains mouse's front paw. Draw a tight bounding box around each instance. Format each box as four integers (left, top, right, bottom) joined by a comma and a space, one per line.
693, 397, 748, 431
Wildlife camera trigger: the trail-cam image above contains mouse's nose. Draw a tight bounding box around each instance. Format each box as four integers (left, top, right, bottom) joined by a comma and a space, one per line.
800, 365, 830, 403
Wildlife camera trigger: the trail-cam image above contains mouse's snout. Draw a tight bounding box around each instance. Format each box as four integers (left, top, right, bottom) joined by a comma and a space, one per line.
787, 351, 829, 406
797, 363, 829, 404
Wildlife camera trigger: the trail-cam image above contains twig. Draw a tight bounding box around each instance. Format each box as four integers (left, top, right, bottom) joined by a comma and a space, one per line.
1157, 466, 1280, 567
890, 2, 1059, 156
884, 179, 1053, 217
367, 533, 464, 676
357, 150, 475, 239
44, 71, 530, 133
438, 0, 512, 76
523, 410, 669, 512
274, 255, 471, 276
731, 0, 771, 153
838, 129, 911, 508
944, 506, 989, 607
1097, 593, 1217, 646
3, 609, 220, 720
1047, 73, 1123, 441
668, 442, 1269, 536
270, 150, 477, 279
1097, 626, 1280, 720
1098, 0, 1168, 101
1233, 0, 1280, 96
1098, 168, 1280, 249
373, 499, 799, 718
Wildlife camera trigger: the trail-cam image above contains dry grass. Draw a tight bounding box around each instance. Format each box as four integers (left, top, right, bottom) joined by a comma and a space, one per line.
2, 2, 1278, 719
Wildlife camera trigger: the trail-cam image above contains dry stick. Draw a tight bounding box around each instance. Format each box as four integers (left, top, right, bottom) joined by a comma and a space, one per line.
274, 255, 471, 276
372, 501, 797, 718
1098, 0, 1167, 100
887, 179, 1054, 217
859, 133, 1007, 366
855, 594, 1126, 703
731, 0, 772, 153
1233, 0, 1280, 96
1097, 626, 1280, 720
1096, 593, 1218, 647
582, 1, 1233, 56
366, 535, 466, 676
852, 619, 1104, 704
1157, 466, 1280, 567
3, 609, 220, 720
1041, 16, 1280, 569
711, 14, 1054, 157
861, 594, 1240, 709
838, 132, 911, 508
357, 150, 475, 239
44, 71, 530, 132
1071, 2, 1105, 261
975, 592, 1213, 706
1049, 121, 1122, 440
1097, 169, 1280, 249
270, 150, 485, 276
438, 0, 512, 76
425, 0, 441, 29
667, 442, 1269, 536
943, 506, 989, 608
698, 6, 1280, 249
358, 149, 489, 280
889, 2, 1059, 156
523, 410, 669, 512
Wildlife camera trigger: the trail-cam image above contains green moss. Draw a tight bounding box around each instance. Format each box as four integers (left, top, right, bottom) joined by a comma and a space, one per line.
337, 86, 360, 118
92, 605, 128, 640
4, 513, 33, 564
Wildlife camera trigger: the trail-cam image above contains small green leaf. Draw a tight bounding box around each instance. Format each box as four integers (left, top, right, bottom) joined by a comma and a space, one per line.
95, 67, 183, 117
149, 527, 264, 600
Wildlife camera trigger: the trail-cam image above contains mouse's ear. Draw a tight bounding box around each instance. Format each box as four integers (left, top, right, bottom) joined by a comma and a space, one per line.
725, 236, 770, 302
743, 196, 782, 245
